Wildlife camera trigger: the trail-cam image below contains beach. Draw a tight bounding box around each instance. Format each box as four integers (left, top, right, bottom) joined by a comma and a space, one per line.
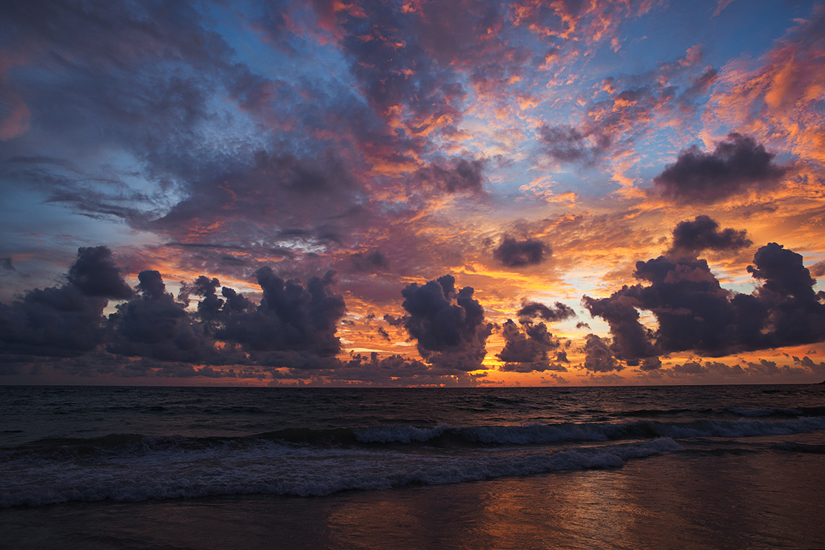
2, 385, 824, 549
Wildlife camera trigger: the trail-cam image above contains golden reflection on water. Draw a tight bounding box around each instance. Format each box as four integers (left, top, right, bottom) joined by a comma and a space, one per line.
321, 447, 825, 550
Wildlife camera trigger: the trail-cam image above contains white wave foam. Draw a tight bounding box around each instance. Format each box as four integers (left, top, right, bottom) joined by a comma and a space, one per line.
0, 438, 681, 507
354, 425, 449, 443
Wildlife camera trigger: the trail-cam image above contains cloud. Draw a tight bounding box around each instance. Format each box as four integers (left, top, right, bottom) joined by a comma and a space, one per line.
0, 245, 354, 372
413, 157, 487, 194
151, 149, 363, 250
494, 236, 550, 267
580, 334, 622, 372
400, 274, 491, 371
537, 47, 715, 168
582, 292, 658, 365
0, 247, 127, 357
332, 351, 487, 386
334, 0, 468, 149
539, 124, 611, 166
351, 250, 390, 272
640, 356, 662, 371
517, 300, 576, 322
810, 261, 825, 278
625, 256, 737, 355
661, 357, 815, 383
217, 268, 346, 358
178, 276, 224, 320
795, 356, 825, 377
0, 284, 107, 358
67, 246, 133, 300
107, 270, 214, 363
509, 0, 647, 46
585, 238, 825, 362
747, 242, 825, 347
706, 5, 825, 164
668, 215, 752, 256
652, 133, 788, 204
497, 319, 567, 372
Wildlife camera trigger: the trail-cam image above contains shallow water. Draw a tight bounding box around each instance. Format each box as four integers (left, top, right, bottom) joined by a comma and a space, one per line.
3, 448, 823, 549
1, 384, 823, 548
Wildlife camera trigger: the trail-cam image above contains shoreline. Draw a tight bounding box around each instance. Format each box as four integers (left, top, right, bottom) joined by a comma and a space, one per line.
3, 449, 823, 550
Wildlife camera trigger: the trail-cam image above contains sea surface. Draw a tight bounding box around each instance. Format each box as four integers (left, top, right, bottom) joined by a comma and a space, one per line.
1, 384, 824, 549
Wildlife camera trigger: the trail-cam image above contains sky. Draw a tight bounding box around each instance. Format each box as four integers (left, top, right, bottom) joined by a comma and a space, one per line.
1, 0, 825, 387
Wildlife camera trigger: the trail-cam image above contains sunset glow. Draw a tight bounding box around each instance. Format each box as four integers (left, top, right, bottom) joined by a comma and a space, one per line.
2, 0, 825, 386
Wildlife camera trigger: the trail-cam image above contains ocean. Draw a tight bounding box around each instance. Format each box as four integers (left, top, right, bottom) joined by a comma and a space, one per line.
1, 384, 824, 549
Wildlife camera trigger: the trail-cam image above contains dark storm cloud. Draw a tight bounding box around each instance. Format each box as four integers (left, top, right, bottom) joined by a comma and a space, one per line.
400, 274, 492, 371
747, 242, 825, 346
497, 319, 567, 372
652, 133, 788, 204
180, 276, 223, 320
584, 239, 825, 364
668, 215, 752, 256
0, 247, 128, 357
581, 334, 622, 372
640, 356, 662, 371
517, 301, 576, 322
67, 246, 133, 300
217, 268, 346, 358
105, 266, 348, 367
107, 270, 214, 364
494, 237, 550, 267
221, 286, 254, 314
624, 256, 735, 355
0, 285, 107, 357
0, 245, 354, 373
582, 293, 658, 366
2, 257, 16, 272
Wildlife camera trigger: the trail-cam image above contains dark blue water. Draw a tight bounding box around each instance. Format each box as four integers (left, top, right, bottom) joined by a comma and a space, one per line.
1, 384, 824, 507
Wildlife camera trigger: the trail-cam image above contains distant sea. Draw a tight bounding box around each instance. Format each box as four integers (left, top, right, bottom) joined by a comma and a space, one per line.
2, 384, 824, 549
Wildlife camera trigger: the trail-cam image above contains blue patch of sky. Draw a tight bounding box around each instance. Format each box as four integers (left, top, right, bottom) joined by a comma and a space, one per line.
617, 0, 816, 72
206, 1, 362, 102
0, 185, 159, 255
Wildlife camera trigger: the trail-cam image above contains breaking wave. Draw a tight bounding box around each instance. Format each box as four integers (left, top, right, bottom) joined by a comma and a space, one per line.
0, 437, 682, 507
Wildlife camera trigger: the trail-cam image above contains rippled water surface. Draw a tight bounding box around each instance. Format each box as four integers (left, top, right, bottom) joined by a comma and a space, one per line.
1, 384, 824, 549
